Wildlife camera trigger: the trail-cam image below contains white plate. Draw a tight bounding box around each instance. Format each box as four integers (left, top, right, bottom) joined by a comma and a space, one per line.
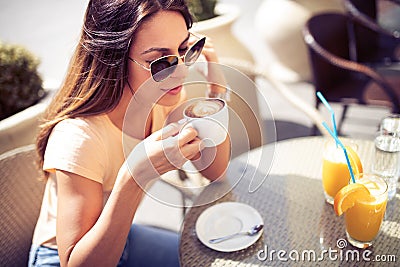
195, 202, 264, 252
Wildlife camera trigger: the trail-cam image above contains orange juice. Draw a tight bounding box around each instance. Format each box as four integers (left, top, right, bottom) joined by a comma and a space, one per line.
345, 175, 388, 248
322, 157, 351, 200
322, 140, 362, 204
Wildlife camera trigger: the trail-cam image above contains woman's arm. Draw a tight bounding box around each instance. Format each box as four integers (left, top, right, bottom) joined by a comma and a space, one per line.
198, 36, 229, 97
193, 35, 230, 181
56, 166, 142, 267
56, 123, 203, 266
194, 137, 230, 181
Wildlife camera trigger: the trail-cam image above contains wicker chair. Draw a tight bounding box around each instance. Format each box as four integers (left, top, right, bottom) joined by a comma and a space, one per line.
0, 145, 45, 266
303, 12, 400, 134
344, 0, 400, 64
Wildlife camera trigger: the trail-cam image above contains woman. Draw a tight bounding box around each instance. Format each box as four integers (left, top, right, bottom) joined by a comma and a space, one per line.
29, 0, 230, 266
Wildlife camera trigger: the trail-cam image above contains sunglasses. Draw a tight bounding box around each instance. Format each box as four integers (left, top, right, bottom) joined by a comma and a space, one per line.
128, 35, 206, 82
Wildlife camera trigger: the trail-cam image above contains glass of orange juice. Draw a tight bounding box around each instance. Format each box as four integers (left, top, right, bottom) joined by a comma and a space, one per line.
322, 139, 362, 204
343, 174, 388, 248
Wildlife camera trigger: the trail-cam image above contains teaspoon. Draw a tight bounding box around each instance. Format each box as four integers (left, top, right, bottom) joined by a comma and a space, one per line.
208, 224, 264, 244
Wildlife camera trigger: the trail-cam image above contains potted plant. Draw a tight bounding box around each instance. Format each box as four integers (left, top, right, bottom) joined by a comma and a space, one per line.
0, 42, 50, 154
187, 0, 218, 21
254, 0, 344, 82
187, 0, 254, 63
0, 42, 45, 120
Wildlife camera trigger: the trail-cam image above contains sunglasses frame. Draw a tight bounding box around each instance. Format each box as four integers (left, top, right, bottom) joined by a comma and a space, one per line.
128, 33, 206, 82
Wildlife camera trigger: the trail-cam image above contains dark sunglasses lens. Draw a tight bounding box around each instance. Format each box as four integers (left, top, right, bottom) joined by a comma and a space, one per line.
185, 37, 206, 66
151, 56, 179, 82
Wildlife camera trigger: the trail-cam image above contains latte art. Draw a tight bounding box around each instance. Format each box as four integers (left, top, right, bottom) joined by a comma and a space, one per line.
182, 97, 228, 147
184, 99, 224, 118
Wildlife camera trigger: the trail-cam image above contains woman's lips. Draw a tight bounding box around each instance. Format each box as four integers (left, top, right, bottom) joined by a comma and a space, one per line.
162, 85, 182, 95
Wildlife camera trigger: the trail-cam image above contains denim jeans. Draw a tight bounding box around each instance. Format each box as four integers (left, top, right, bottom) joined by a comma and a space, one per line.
28, 224, 180, 267
28, 245, 60, 267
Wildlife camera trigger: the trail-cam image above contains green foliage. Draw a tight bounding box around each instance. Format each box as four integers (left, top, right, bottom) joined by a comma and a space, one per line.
0, 42, 44, 120
187, 0, 218, 21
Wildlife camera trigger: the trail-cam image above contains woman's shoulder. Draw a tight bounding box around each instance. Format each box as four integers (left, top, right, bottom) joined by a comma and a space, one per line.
55, 115, 107, 129
49, 115, 117, 152
53, 115, 110, 137
45, 115, 112, 183
46, 115, 112, 160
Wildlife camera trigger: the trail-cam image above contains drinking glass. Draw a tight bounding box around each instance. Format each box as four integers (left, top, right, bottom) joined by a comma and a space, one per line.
322, 139, 358, 204
345, 173, 388, 248
372, 130, 399, 200
373, 114, 400, 200
380, 114, 400, 138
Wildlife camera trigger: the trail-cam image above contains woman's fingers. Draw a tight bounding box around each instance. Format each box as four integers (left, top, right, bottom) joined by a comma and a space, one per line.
201, 37, 219, 63
177, 128, 205, 159
180, 137, 204, 160
174, 128, 204, 160
148, 123, 205, 169
155, 126, 203, 167
189, 33, 218, 63
151, 122, 181, 141
176, 126, 198, 147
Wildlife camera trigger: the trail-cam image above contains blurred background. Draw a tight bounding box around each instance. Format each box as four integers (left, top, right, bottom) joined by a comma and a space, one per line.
1, 0, 399, 259
1, 0, 396, 145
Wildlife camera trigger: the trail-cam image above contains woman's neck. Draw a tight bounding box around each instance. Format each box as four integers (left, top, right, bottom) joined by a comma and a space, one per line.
108, 87, 153, 139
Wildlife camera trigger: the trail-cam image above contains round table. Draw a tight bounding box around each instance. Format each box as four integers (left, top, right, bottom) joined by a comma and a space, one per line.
179, 136, 399, 266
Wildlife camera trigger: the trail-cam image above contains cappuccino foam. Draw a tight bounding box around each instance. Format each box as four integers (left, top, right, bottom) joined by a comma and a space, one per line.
184, 99, 224, 118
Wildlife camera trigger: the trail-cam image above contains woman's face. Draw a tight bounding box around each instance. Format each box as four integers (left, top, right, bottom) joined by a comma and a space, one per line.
128, 11, 190, 106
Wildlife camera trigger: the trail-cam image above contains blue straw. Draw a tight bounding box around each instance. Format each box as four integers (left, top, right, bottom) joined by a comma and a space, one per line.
317, 92, 338, 140
322, 122, 356, 184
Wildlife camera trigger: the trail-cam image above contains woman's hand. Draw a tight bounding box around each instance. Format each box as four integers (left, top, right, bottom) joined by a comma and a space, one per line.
189, 34, 228, 96
125, 122, 204, 186
195, 35, 219, 64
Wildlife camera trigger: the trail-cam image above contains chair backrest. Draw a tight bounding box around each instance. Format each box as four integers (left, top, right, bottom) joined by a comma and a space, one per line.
303, 13, 354, 94
0, 145, 45, 266
303, 12, 400, 112
346, 0, 377, 21
344, 0, 400, 63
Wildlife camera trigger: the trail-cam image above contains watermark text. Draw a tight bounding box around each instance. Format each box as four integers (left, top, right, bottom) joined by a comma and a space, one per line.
257, 239, 396, 263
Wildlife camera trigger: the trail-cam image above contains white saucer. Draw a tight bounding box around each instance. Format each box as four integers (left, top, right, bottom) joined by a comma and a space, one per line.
195, 202, 264, 252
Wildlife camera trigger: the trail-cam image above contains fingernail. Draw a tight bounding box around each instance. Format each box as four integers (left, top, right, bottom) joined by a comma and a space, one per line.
178, 118, 188, 124
163, 124, 177, 133
182, 127, 193, 135
199, 139, 206, 150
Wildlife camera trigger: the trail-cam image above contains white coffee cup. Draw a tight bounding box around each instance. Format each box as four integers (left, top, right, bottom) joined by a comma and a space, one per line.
182, 97, 229, 147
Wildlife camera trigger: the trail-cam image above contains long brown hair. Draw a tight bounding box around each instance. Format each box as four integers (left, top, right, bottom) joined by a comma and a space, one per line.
36, 0, 193, 177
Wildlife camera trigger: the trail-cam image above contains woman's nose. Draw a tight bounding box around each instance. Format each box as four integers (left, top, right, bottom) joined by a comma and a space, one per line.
177, 54, 185, 64
171, 60, 189, 79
